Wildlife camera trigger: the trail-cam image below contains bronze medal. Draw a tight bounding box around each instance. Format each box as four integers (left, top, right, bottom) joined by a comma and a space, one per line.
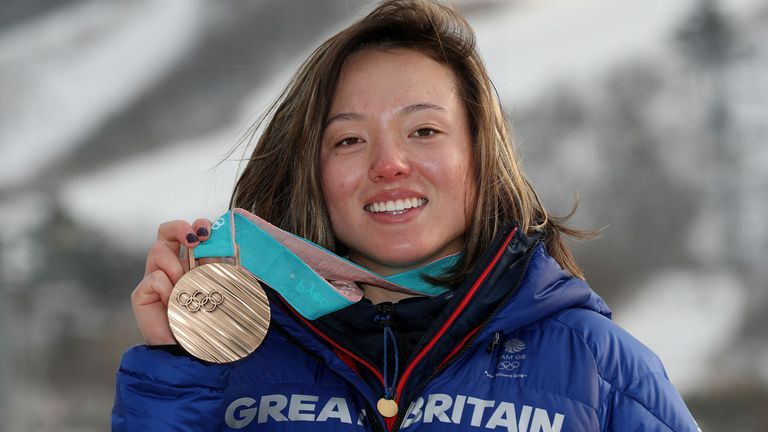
167, 246, 270, 363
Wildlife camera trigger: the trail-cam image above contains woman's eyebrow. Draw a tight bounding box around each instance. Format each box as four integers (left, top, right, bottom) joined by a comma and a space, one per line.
325, 112, 364, 127
399, 102, 447, 116
325, 103, 447, 127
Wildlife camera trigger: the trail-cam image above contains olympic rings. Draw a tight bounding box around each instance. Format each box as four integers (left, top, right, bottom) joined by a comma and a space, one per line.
496, 361, 520, 371
211, 217, 226, 230
177, 290, 224, 312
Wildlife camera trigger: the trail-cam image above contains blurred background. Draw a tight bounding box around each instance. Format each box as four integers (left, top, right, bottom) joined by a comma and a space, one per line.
0, 0, 766, 430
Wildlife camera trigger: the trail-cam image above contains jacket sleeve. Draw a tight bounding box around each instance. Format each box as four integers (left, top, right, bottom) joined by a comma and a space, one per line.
604, 371, 701, 432
112, 345, 230, 431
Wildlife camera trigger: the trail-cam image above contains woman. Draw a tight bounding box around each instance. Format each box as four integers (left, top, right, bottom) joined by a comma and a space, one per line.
113, 1, 700, 430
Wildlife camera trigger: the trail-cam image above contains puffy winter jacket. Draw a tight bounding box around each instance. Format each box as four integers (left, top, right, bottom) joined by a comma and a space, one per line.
112, 225, 699, 431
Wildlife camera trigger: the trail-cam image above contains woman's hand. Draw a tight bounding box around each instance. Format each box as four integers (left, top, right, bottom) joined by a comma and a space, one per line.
131, 219, 212, 345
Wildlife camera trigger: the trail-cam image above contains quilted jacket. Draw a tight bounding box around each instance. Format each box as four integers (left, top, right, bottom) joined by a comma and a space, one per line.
112, 225, 699, 431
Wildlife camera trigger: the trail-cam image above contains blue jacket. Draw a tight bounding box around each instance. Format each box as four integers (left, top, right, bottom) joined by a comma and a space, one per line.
112, 227, 699, 431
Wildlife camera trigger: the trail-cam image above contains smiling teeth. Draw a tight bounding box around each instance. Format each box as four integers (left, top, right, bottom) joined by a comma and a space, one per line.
366, 198, 426, 213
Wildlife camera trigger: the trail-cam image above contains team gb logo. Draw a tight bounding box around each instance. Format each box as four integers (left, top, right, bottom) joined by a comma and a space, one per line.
503, 339, 525, 353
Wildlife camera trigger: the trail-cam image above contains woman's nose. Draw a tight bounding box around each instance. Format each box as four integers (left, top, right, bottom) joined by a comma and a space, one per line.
368, 139, 412, 182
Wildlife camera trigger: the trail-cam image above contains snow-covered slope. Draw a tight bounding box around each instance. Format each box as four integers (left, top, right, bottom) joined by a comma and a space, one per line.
0, 0, 205, 186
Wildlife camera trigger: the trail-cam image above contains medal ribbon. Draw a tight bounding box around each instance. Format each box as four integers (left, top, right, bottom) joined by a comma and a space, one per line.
194, 209, 453, 320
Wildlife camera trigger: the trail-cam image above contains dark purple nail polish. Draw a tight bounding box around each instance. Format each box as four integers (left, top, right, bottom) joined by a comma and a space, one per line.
186, 233, 199, 243
196, 227, 209, 237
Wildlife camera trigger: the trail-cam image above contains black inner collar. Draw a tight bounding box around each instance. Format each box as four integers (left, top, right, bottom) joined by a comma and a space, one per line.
315, 292, 453, 373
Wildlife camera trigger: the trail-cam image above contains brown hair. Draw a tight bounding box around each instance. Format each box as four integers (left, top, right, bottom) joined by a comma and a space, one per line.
231, 0, 593, 286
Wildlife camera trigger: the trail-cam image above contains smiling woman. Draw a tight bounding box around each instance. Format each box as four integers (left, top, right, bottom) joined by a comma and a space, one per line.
113, 1, 701, 431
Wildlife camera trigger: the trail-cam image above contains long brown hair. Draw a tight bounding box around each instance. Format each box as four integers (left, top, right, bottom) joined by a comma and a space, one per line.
231, 0, 593, 286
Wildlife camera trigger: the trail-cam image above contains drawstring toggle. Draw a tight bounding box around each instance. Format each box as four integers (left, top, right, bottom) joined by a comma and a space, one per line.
375, 304, 399, 418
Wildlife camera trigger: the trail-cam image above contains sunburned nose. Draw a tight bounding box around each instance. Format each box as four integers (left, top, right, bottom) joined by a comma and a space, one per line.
368, 142, 412, 182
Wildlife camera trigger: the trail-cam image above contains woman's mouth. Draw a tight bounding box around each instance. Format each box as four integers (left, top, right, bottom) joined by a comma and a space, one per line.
364, 197, 428, 215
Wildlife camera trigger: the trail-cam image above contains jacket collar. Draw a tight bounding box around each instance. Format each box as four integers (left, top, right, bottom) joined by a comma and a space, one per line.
481, 242, 612, 337
265, 223, 611, 413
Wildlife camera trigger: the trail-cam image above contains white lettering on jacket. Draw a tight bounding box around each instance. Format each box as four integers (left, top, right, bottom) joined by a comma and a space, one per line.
402, 393, 565, 432
225, 393, 564, 431
225, 394, 358, 429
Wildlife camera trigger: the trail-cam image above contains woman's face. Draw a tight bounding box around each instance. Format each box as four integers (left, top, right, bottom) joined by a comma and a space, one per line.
320, 49, 474, 275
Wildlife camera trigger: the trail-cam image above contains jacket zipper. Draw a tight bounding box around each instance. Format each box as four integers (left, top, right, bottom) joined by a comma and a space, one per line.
486, 331, 501, 353
364, 402, 387, 432
272, 300, 388, 432
486, 331, 503, 373
390, 241, 538, 430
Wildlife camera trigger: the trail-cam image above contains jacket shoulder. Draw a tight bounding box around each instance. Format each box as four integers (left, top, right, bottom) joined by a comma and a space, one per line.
547, 308, 699, 431
550, 308, 666, 386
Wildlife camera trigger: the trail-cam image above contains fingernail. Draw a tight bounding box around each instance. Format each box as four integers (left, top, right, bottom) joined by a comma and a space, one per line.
186, 233, 199, 243
196, 227, 209, 237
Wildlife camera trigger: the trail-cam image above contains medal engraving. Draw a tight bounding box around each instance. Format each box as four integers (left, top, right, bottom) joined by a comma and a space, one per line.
168, 259, 270, 364
177, 290, 224, 312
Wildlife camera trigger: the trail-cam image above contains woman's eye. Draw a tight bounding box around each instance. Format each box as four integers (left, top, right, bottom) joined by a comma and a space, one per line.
337, 137, 362, 147
412, 128, 437, 138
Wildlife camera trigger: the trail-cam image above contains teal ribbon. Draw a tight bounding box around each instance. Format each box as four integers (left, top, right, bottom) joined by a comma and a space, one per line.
382, 254, 459, 296
194, 210, 455, 319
